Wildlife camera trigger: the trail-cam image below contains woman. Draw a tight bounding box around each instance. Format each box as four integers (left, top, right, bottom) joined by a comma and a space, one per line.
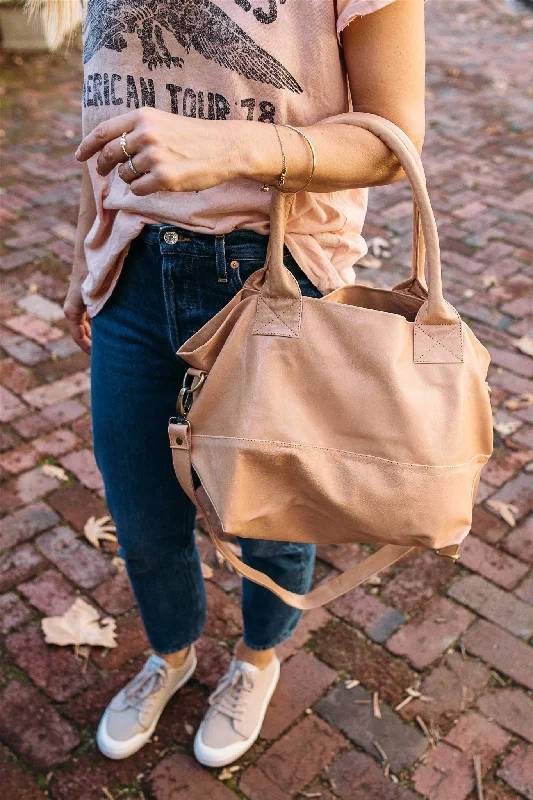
33, 0, 426, 767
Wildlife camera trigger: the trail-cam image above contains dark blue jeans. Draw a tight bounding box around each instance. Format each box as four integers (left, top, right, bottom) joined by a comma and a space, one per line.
90, 224, 319, 654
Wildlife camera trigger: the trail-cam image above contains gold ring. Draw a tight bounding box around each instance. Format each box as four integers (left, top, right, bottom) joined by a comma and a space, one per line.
120, 131, 132, 160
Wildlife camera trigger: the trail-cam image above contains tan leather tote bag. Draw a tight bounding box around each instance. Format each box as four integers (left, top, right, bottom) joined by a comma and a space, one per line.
168, 113, 493, 609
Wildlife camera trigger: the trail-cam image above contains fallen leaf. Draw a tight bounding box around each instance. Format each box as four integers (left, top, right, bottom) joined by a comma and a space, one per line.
515, 336, 533, 357
28, 283, 39, 294
505, 393, 533, 410
345, 679, 360, 689
357, 253, 382, 270
111, 556, 126, 572
482, 275, 498, 289
462, 289, 474, 299
218, 768, 234, 781
493, 418, 522, 437
486, 500, 519, 527
368, 236, 390, 258
201, 562, 214, 580
84, 515, 117, 549
42, 597, 117, 648
41, 464, 68, 482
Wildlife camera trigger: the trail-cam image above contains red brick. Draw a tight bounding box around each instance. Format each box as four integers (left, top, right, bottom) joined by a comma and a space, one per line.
0, 500, 59, 549
0, 385, 27, 422
312, 619, 415, 706
501, 296, 533, 317
497, 742, 533, 800
48, 482, 108, 532
261, 651, 336, 740
0, 444, 38, 474
204, 582, 243, 640
488, 472, 533, 523
22, 369, 90, 409
464, 619, 533, 690
90, 569, 135, 615
237, 766, 291, 800
18, 569, 77, 615
503, 514, 533, 564
413, 742, 477, 800
0, 758, 48, 800
471, 505, 509, 544
478, 688, 533, 744
36, 525, 115, 589
33, 428, 80, 457
380, 551, 457, 613
0, 358, 39, 394
515, 572, 533, 605
194, 636, 232, 691
448, 574, 533, 638
0, 544, 46, 592
7, 625, 98, 700
445, 710, 510, 765
4, 314, 63, 345
91, 614, 149, 670
13, 465, 65, 504
460, 535, 529, 589
481, 778, 525, 800
244, 714, 345, 798
328, 750, 421, 800
12, 399, 86, 439
60, 448, 104, 492
276, 606, 331, 661
146, 753, 236, 800
0, 680, 80, 769
0, 591, 31, 633
386, 597, 474, 669
328, 586, 405, 643
400, 653, 491, 730
482, 447, 533, 488
70, 415, 93, 445
317, 542, 370, 570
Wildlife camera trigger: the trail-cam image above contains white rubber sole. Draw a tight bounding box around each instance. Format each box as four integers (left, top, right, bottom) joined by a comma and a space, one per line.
193, 657, 281, 768
96, 651, 197, 760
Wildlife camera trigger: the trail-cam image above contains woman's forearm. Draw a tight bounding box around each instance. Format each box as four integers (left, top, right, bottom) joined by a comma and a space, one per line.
70, 162, 97, 287
233, 118, 414, 194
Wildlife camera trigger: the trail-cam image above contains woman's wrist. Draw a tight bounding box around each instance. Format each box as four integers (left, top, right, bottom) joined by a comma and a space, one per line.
229, 120, 311, 190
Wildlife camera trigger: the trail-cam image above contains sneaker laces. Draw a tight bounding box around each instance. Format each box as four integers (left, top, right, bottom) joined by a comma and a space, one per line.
123, 660, 169, 709
206, 661, 255, 723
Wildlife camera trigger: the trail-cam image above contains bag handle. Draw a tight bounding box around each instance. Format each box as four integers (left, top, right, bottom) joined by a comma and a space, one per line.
258, 112, 456, 328
168, 419, 414, 610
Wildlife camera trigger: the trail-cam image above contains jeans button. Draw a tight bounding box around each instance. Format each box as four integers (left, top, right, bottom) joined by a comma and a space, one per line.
230, 260, 239, 269
164, 231, 179, 245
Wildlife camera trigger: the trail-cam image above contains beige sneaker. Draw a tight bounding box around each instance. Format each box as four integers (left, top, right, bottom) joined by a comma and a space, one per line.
97, 646, 197, 760
194, 656, 280, 768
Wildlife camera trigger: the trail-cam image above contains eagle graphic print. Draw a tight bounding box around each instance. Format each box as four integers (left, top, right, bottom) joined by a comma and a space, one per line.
83, 0, 302, 93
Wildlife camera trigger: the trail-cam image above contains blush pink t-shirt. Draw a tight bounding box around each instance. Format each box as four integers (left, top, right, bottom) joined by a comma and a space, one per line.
81, 0, 399, 317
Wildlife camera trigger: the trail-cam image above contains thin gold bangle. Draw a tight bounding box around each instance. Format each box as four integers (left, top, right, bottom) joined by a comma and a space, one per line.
260, 123, 316, 194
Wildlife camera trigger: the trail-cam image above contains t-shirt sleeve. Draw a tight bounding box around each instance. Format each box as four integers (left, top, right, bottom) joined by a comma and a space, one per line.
336, 0, 425, 36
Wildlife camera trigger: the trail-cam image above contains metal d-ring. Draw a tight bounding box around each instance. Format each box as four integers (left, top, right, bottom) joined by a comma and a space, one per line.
177, 372, 206, 418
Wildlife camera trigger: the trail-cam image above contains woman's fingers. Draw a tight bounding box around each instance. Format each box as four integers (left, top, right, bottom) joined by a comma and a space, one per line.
65, 315, 92, 354
96, 136, 128, 176
75, 110, 138, 162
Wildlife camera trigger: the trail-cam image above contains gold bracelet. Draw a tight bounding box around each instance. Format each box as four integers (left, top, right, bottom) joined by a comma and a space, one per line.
260, 123, 316, 194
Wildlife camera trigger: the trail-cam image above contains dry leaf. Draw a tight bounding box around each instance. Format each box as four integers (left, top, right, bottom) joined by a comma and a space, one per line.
28, 283, 39, 294
84, 515, 117, 549
482, 275, 498, 289
515, 336, 533, 357
486, 500, 519, 527
493, 417, 522, 437
345, 679, 360, 689
201, 562, 214, 580
218, 768, 233, 781
42, 597, 117, 649
111, 556, 126, 572
357, 253, 382, 270
41, 464, 68, 482
505, 393, 533, 411
462, 289, 474, 299
368, 237, 390, 258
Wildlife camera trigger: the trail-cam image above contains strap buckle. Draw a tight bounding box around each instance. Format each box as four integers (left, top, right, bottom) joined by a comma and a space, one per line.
177, 371, 207, 419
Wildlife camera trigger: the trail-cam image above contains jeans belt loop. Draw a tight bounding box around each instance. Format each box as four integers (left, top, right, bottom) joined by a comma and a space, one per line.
214, 234, 228, 283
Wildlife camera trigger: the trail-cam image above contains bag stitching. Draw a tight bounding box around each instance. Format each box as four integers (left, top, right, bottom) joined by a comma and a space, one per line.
193, 434, 490, 471
414, 324, 463, 362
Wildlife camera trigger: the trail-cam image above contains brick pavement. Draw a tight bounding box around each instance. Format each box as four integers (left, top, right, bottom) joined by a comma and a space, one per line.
1, 1, 532, 798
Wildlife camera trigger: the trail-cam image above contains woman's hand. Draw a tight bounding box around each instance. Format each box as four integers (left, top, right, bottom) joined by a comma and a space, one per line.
75, 108, 252, 197
64, 275, 92, 355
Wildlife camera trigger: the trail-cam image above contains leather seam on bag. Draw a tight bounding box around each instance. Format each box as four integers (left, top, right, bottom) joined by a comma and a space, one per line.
193, 435, 490, 470
253, 295, 301, 337
414, 323, 463, 363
